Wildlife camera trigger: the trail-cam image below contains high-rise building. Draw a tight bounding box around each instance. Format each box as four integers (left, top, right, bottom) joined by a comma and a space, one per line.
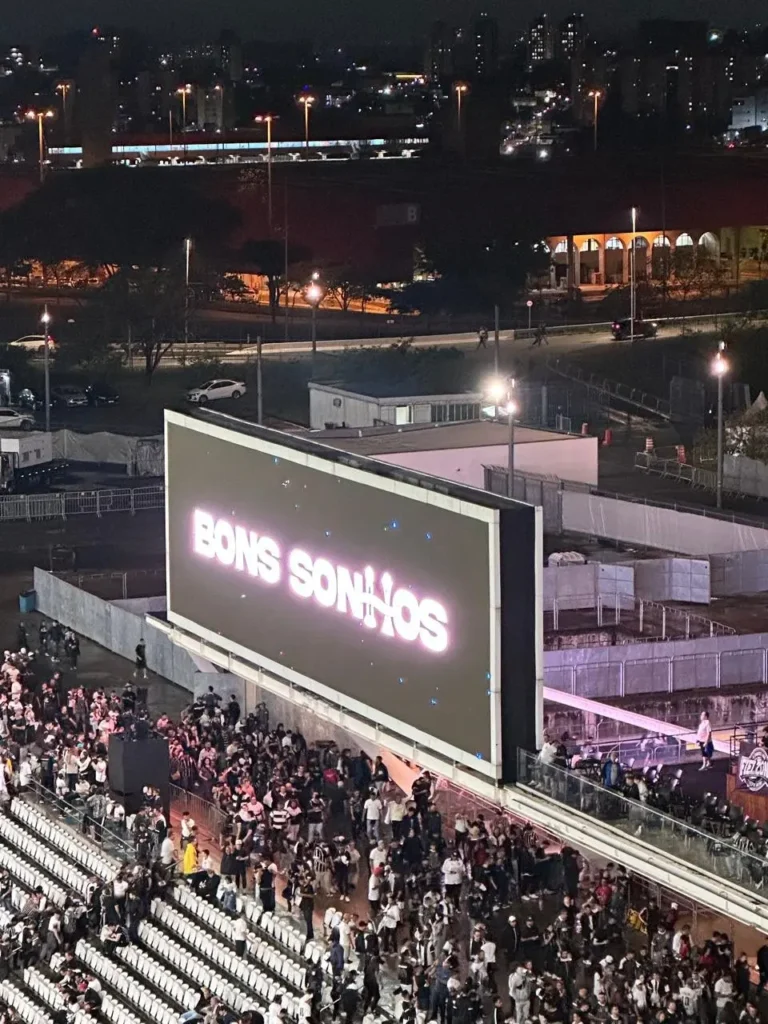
559, 14, 586, 61
529, 15, 555, 65
219, 30, 243, 84
426, 20, 454, 81
76, 40, 115, 166
473, 12, 499, 79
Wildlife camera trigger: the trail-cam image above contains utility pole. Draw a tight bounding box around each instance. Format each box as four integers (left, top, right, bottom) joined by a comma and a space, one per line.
257, 336, 264, 425
493, 304, 500, 375
284, 185, 289, 343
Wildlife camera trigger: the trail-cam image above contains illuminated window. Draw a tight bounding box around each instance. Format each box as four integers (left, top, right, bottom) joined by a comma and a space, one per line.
676, 233, 694, 246
605, 237, 624, 249
652, 235, 671, 247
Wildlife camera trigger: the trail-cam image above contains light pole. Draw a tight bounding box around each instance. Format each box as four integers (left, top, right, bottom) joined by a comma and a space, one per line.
487, 377, 517, 499
298, 95, 315, 158
40, 307, 52, 432
629, 205, 638, 341
26, 109, 54, 184
527, 298, 534, 332
183, 237, 192, 364
454, 82, 469, 132
177, 84, 192, 132
712, 341, 729, 509
588, 89, 602, 152
56, 82, 71, 125
255, 114, 277, 229
306, 276, 324, 374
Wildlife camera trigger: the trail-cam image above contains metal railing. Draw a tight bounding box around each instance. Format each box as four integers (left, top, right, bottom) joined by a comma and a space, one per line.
546, 644, 768, 697
545, 595, 735, 647
52, 569, 166, 601
24, 778, 134, 862
169, 784, 228, 844
517, 750, 768, 896
548, 358, 673, 419
0, 485, 164, 523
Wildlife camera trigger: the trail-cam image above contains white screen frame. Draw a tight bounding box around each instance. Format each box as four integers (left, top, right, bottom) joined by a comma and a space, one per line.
165, 410, 503, 779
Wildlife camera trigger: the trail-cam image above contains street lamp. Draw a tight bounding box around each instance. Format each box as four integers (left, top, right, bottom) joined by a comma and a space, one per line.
454, 82, 469, 132
297, 94, 315, 157
306, 277, 324, 370
486, 376, 518, 499
255, 114, 277, 229
587, 89, 602, 152
183, 237, 192, 363
629, 205, 638, 341
55, 82, 71, 122
26, 109, 54, 184
40, 307, 52, 432
712, 340, 729, 509
176, 84, 192, 131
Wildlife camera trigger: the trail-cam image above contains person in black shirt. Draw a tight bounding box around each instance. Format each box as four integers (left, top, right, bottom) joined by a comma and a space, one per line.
133, 640, 147, 680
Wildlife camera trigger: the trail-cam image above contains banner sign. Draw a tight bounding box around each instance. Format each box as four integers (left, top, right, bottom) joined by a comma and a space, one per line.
736, 742, 768, 793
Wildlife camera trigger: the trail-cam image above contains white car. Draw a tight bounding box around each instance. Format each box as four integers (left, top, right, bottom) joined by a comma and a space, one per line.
0, 408, 35, 431
186, 379, 247, 404
7, 335, 57, 354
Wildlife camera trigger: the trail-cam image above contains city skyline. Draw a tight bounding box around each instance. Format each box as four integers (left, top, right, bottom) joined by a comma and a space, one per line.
2, 0, 765, 46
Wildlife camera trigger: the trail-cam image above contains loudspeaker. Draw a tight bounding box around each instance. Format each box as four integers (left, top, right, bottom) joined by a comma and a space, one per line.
108, 735, 170, 816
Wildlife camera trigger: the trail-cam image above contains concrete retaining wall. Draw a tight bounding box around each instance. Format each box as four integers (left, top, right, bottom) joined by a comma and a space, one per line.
33, 569, 244, 704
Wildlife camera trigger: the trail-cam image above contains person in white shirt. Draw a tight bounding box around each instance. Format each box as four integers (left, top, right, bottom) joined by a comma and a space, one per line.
441, 852, 465, 906
386, 796, 406, 840
180, 812, 196, 848
368, 869, 382, 918
364, 793, 383, 840
697, 711, 713, 771
232, 915, 248, 956
160, 830, 177, 871
369, 840, 388, 873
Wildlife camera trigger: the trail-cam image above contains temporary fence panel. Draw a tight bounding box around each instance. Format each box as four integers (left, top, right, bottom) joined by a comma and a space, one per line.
0, 486, 164, 522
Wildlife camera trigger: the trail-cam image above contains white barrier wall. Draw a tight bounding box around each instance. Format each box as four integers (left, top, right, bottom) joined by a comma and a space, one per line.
545, 630, 768, 698
32, 569, 245, 704
710, 550, 768, 595
543, 563, 634, 611
631, 558, 711, 604
562, 490, 768, 555
377, 435, 599, 489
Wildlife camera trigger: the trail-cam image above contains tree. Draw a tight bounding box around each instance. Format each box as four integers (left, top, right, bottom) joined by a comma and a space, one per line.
97, 265, 187, 379
401, 233, 551, 316
237, 239, 311, 321
323, 263, 378, 313
0, 167, 240, 276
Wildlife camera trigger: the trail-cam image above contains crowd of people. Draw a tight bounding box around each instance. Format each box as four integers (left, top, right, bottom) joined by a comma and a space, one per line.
0, 620, 765, 1024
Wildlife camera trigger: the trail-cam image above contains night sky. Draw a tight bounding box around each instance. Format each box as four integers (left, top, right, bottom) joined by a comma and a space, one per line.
4, 0, 765, 45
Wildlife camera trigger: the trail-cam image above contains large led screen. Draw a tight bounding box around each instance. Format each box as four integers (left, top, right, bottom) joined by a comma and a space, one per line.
165, 412, 523, 777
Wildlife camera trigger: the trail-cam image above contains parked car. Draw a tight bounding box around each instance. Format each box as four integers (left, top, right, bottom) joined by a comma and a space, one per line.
0, 408, 35, 431
6, 334, 58, 354
186, 379, 247, 404
50, 385, 88, 407
84, 381, 119, 406
611, 318, 659, 341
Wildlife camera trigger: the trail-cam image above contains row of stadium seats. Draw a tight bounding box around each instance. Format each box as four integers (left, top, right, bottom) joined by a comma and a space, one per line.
25, 967, 143, 1024
0, 979, 53, 1024
141, 912, 296, 1017
75, 940, 178, 1024
0, 816, 90, 896
0, 845, 68, 907
165, 890, 307, 990
12, 799, 118, 881
8, 794, 328, 1023
117, 944, 197, 1010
